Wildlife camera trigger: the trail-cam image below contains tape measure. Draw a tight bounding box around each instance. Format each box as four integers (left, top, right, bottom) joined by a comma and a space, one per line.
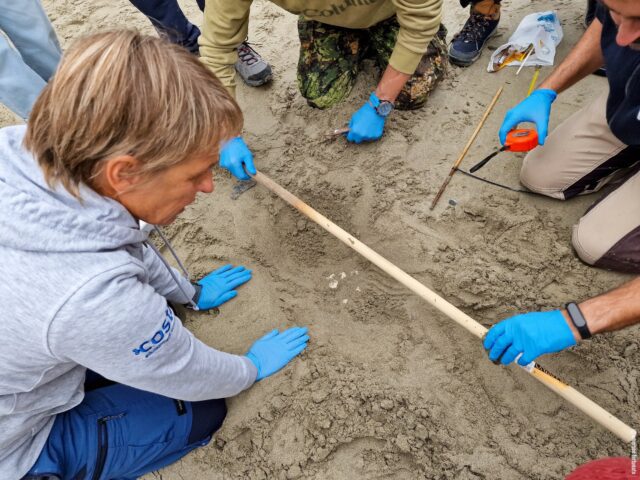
469, 128, 539, 173
504, 128, 538, 152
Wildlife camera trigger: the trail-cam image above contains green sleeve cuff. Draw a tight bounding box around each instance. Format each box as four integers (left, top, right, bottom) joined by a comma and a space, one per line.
388, 42, 423, 75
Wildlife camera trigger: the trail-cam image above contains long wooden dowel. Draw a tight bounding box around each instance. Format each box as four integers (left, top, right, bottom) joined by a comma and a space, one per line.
430, 86, 504, 210
253, 170, 636, 443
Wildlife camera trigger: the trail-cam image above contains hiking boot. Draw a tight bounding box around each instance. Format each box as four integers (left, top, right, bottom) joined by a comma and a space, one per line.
449, 1, 500, 67
235, 42, 273, 87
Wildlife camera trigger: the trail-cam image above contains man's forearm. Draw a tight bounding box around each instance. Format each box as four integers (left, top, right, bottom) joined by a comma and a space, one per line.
578, 277, 640, 336
375, 64, 411, 102
539, 18, 605, 94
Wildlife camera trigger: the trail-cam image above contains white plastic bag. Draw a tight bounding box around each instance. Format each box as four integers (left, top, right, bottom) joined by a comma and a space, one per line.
487, 11, 563, 72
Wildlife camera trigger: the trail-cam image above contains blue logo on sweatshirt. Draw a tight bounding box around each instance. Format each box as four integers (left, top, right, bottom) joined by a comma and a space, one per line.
132, 307, 176, 358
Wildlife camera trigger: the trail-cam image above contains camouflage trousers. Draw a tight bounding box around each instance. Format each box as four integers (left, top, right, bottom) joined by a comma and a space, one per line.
297, 17, 448, 110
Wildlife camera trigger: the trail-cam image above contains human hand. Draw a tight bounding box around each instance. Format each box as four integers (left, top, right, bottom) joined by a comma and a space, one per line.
499, 89, 557, 146
219, 137, 257, 181
483, 310, 577, 366
346, 93, 386, 144
246, 327, 309, 380
196, 265, 252, 310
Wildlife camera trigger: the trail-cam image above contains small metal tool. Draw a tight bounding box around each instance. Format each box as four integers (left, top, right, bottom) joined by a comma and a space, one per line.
324, 126, 349, 139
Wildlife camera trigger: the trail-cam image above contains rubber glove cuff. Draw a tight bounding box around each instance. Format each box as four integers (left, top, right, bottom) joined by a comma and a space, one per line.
532, 88, 558, 100
246, 352, 262, 379
529, 309, 577, 352
368, 92, 384, 114
531, 88, 558, 111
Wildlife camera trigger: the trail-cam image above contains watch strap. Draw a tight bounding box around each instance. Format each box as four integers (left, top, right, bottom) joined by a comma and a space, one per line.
368, 92, 393, 117
189, 282, 203, 309
565, 302, 591, 339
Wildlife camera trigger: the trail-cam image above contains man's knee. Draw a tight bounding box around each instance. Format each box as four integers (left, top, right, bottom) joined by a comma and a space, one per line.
298, 71, 355, 109
187, 398, 227, 444
572, 221, 640, 273
395, 25, 448, 111
571, 222, 600, 267
519, 150, 567, 199
296, 18, 359, 109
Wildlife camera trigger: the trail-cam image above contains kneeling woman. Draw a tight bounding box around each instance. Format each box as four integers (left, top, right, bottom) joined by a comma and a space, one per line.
0, 31, 309, 480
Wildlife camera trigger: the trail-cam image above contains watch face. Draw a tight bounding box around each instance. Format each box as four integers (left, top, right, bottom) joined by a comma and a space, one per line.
377, 101, 394, 117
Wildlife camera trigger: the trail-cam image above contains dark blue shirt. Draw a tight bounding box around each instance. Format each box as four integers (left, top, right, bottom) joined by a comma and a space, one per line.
596, 4, 640, 145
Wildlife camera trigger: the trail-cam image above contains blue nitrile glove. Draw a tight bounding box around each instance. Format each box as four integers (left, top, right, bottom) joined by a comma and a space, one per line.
346, 92, 386, 144
499, 89, 557, 146
196, 264, 252, 310
483, 310, 577, 366
219, 137, 257, 181
246, 327, 309, 380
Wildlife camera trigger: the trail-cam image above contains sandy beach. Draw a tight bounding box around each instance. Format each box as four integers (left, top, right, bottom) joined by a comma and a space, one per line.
3, 0, 638, 477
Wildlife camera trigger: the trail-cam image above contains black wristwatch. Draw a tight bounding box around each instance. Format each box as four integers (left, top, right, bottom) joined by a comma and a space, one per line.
369, 93, 394, 118
189, 282, 203, 309
565, 302, 592, 339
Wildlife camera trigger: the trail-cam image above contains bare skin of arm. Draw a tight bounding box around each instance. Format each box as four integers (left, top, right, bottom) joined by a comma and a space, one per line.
539, 18, 605, 93
579, 277, 640, 335
555, 277, 640, 343
375, 64, 411, 102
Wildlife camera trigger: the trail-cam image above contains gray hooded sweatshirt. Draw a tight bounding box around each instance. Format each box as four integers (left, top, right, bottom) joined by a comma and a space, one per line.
0, 125, 257, 479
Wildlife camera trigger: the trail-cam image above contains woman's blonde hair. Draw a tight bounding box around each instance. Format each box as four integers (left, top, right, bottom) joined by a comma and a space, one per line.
25, 30, 243, 197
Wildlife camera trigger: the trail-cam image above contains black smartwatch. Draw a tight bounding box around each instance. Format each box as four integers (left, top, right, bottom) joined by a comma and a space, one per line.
565, 302, 592, 339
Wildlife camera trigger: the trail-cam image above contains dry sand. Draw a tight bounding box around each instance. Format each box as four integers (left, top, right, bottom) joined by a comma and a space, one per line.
4, 0, 639, 478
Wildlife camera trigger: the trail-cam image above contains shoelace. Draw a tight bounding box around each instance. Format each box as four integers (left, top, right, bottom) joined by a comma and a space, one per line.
238, 42, 261, 66
454, 13, 493, 44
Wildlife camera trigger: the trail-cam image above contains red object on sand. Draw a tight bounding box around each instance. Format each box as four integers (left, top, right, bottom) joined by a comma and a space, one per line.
503, 128, 539, 152
468, 128, 539, 173
566, 457, 637, 480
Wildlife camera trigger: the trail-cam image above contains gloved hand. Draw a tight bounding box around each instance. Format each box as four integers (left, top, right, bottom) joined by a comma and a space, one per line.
499, 89, 557, 146
219, 137, 257, 181
196, 264, 252, 310
346, 92, 386, 144
246, 327, 309, 380
483, 310, 577, 366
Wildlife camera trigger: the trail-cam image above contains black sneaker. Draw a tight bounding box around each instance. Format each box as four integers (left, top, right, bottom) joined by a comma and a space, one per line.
449, 12, 499, 67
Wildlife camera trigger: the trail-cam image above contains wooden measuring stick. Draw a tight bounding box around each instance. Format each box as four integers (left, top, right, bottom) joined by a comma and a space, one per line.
253, 170, 637, 443
430, 85, 504, 210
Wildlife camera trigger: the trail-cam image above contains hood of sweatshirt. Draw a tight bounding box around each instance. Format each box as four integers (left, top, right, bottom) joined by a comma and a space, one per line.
0, 125, 147, 253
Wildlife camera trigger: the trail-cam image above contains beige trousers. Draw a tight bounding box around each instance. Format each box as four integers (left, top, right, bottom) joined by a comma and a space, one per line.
520, 91, 640, 273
